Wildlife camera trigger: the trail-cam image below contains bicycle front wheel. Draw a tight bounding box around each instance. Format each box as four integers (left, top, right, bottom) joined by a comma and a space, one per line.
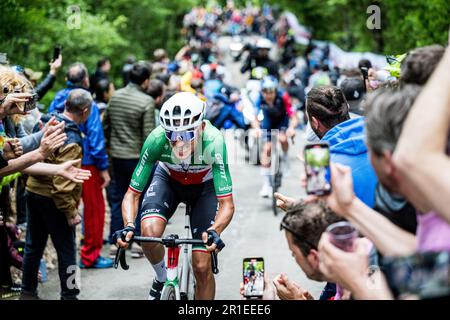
272, 188, 279, 216
160, 285, 177, 300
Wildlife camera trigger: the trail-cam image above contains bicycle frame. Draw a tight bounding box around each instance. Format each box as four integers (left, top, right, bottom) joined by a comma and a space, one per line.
163, 244, 182, 299
113, 207, 219, 300
179, 211, 192, 297
161, 212, 193, 300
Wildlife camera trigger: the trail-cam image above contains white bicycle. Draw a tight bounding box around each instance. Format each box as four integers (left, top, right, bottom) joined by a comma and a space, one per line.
114, 205, 219, 300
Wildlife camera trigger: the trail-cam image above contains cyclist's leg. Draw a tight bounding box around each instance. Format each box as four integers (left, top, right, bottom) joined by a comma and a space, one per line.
261, 137, 272, 167
140, 167, 178, 280
279, 130, 288, 153
259, 116, 274, 196
278, 116, 290, 156
189, 180, 217, 300
260, 113, 273, 168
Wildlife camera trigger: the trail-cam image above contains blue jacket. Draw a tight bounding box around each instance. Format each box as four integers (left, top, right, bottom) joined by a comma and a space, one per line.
37, 112, 83, 148
321, 117, 378, 207
48, 84, 109, 170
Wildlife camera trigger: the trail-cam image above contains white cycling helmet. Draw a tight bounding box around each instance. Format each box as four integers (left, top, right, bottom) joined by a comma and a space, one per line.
159, 92, 205, 132
256, 38, 272, 50
261, 76, 279, 90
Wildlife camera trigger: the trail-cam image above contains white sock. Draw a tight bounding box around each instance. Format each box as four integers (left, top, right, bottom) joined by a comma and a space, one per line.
152, 260, 167, 283
282, 152, 288, 162
260, 167, 272, 186
260, 167, 271, 176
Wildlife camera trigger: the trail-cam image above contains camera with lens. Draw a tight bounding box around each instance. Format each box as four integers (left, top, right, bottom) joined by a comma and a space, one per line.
13, 86, 38, 112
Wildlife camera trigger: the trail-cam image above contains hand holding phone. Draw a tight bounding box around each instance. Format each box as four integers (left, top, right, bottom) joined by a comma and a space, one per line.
243, 257, 265, 299
304, 142, 332, 196
360, 66, 369, 92
52, 45, 62, 62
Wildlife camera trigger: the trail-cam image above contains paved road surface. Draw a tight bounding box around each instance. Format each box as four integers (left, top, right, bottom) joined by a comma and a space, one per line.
39, 36, 325, 300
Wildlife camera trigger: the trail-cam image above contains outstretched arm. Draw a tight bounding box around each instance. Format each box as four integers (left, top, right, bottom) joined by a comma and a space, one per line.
393, 47, 450, 221
22, 159, 91, 183
315, 163, 417, 257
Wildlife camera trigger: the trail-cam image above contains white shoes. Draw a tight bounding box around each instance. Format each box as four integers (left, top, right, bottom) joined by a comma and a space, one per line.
259, 183, 272, 198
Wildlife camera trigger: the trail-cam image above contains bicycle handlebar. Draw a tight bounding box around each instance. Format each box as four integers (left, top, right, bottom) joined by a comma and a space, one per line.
133, 236, 205, 246
113, 235, 219, 274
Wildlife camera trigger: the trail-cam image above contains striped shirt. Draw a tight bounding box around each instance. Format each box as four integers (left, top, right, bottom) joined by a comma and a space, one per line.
105, 83, 155, 159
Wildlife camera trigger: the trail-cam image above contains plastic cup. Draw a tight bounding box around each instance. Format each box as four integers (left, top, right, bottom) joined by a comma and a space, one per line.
39, 259, 47, 283
326, 221, 358, 252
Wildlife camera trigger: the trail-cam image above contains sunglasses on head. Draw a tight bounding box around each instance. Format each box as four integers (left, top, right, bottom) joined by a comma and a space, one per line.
165, 129, 197, 144
386, 55, 399, 65
280, 221, 317, 250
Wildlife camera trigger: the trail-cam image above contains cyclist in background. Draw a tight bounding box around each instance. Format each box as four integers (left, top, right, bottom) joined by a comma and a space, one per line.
255, 76, 298, 198
114, 92, 235, 300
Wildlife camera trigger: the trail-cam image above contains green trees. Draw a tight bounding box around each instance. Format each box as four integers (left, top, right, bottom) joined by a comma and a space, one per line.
0, 0, 198, 106
1, 0, 448, 105
272, 0, 449, 54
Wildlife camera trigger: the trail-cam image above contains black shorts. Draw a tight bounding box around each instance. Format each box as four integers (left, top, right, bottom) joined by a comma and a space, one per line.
261, 114, 289, 142
140, 166, 218, 250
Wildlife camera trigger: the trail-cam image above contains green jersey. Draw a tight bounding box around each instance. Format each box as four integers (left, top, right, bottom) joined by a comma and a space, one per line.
129, 120, 233, 198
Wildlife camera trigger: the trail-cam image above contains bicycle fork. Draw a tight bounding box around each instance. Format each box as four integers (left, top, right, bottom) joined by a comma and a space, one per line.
179, 212, 192, 298
165, 244, 181, 299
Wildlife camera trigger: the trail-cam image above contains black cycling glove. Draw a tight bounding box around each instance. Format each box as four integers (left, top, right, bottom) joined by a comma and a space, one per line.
207, 229, 225, 251
112, 226, 135, 244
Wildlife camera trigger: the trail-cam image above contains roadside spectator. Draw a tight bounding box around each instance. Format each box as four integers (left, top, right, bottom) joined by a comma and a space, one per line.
0, 214, 23, 298
90, 57, 113, 94
153, 49, 170, 65
48, 62, 111, 269
94, 78, 114, 118
240, 201, 344, 300
146, 79, 165, 127
364, 86, 421, 238
317, 228, 392, 300
26, 53, 63, 101
21, 89, 93, 300
152, 49, 170, 76
6, 58, 63, 226
241, 38, 279, 80
146, 79, 165, 107
122, 55, 136, 87
394, 47, 450, 223
277, 86, 378, 209
104, 61, 154, 258
0, 67, 90, 180
311, 81, 450, 299
400, 45, 445, 85
339, 77, 365, 115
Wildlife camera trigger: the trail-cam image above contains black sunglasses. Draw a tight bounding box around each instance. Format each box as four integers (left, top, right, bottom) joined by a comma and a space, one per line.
386, 55, 399, 64
280, 221, 317, 250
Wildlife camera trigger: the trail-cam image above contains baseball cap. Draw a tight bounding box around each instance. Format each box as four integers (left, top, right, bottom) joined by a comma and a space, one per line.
340, 77, 365, 114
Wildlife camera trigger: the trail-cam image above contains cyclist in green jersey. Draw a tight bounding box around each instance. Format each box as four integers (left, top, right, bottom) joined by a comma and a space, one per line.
114, 92, 235, 300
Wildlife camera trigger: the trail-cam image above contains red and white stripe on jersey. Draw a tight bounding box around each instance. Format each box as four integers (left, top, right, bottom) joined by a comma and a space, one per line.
217, 192, 232, 199
159, 162, 213, 185
128, 186, 142, 194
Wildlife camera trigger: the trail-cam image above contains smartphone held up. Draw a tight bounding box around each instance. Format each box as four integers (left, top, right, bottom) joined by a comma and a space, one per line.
243, 257, 264, 299
304, 142, 332, 196
52, 45, 62, 62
